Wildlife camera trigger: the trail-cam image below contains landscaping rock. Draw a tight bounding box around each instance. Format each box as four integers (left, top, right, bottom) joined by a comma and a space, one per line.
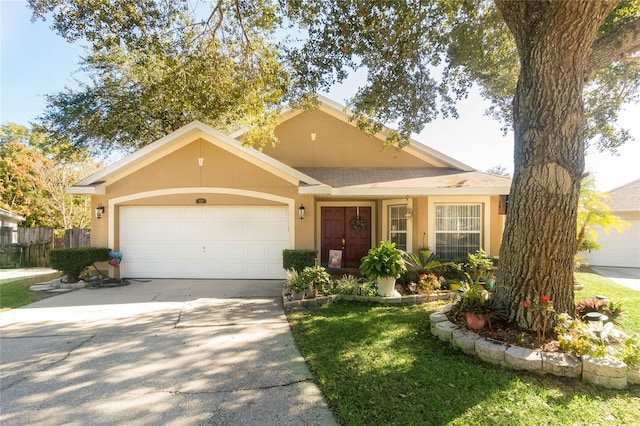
402, 295, 417, 305
429, 310, 449, 324
542, 352, 582, 378
582, 356, 628, 390
432, 321, 457, 342
451, 328, 480, 355
505, 346, 543, 372
384, 296, 402, 305
475, 338, 508, 367
627, 366, 640, 385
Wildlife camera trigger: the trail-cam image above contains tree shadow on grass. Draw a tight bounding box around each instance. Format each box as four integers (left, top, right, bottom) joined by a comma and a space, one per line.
288, 302, 640, 425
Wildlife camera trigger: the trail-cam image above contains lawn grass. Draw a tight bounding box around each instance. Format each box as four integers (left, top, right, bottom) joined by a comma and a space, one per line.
289, 299, 640, 425
575, 267, 640, 334
0, 273, 62, 310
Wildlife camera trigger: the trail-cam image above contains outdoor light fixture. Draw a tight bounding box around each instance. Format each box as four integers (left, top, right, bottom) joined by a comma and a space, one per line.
197, 157, 204, 167
95, 204, 105, 219
405, 196, 413, 218
584, 312, 608, 333
310, 132, 317, 141
298, 204, 305, 220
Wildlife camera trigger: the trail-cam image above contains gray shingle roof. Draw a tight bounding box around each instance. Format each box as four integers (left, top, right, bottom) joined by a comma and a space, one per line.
296, 168, 512, 191
607, 179, 640, 212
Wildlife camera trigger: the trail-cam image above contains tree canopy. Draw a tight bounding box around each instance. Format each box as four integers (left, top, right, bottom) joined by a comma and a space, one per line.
0, 124, 100, 228
26, 0, 640, 331
29, 0, 288, 154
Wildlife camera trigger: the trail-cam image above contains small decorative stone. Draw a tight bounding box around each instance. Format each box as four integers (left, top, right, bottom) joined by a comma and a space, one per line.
583, 373, 628, 390
429, 310, 449, 324
627, 366, 640, 385
451, 328, 480, 355
582, 356, 628, 378
542, 352, 582, 378
505, 346, 543, 371
402, 295, 417, 305
432, 321, 458, 342
475, 338, 508, 367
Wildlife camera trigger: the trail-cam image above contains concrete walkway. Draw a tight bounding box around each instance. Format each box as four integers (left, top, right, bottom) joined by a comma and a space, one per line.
0, 279, 337, 425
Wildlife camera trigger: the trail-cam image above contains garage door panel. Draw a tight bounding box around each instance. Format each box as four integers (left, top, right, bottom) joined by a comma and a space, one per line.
120, 206, 289, 279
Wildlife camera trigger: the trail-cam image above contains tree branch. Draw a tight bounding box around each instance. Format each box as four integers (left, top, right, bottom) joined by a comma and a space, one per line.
587, 14, 640, 80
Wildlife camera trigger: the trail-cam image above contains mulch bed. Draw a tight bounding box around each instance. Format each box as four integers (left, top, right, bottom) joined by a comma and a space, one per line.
446, 305, 560, 352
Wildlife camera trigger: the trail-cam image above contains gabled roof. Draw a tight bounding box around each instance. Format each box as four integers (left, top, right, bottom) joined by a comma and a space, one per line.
230, 94, 475, 172
69, 97, 511, 197
607, 179, 640, 212
69, 121, 324, 195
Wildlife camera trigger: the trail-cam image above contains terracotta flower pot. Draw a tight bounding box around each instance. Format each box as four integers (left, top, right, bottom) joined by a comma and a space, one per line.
465, 312, 487, 330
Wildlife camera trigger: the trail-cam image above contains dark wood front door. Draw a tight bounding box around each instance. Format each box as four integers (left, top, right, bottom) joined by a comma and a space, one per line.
320, 206, 371, 268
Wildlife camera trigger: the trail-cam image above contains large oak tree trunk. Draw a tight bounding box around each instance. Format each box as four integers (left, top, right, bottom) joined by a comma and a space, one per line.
494, 1, 616, 331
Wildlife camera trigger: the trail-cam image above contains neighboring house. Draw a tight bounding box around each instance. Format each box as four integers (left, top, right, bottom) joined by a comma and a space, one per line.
0, 208, 24, 244
69, 96, 512, 279
587, 179, 640, 268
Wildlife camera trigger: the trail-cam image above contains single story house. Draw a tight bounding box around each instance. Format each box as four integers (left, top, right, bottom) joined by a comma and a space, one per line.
587, 179, 640, 268
69, 96, 512, 279
0, 208, 24, 244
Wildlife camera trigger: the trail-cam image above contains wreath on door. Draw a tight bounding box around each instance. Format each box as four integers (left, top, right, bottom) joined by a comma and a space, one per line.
349, 215, 366, 232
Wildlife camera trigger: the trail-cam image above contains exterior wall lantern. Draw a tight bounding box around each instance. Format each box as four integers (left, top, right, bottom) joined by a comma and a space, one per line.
298, 204, 305, 220
95, 204, 105, 219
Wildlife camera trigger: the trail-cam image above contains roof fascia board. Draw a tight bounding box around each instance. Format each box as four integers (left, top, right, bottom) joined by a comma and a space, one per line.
71, 121, 322, 191
73, 123, 204, 187
67, 183, 106, 195
299, 187, 510, 196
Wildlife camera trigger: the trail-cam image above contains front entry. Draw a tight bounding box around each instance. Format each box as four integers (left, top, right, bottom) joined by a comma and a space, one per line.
320, 206, 372, 268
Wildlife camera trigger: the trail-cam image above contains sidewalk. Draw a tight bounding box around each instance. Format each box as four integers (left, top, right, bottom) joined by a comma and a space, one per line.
0, 267, 58, 280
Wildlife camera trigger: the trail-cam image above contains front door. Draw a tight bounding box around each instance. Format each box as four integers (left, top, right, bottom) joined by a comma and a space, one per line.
320, 206, 372, 268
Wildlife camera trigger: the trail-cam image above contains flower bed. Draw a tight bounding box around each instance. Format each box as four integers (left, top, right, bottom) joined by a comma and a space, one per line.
429, 305, 639, 390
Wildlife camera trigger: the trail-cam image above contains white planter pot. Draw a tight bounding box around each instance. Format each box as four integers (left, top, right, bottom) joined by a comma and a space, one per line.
376, 276, 397, 297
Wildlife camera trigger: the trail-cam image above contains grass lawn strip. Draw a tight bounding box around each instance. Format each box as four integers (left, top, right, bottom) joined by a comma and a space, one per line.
0, 273, 63, 310
288, 271, 640, 425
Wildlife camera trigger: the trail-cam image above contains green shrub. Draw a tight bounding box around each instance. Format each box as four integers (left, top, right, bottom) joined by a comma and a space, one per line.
359, 241, 406, 279
333, 275, 377, 296
49, 247, 111, 283
282, 249, 318, 272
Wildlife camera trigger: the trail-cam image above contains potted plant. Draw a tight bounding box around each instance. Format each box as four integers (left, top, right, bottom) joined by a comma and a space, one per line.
359, 241, 407, 296
302, 265, 332, 297
457, 280, 489, 330
286, 269, 309, 300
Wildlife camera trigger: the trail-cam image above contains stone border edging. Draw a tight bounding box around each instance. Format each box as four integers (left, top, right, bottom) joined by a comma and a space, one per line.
429, 306, 639, 390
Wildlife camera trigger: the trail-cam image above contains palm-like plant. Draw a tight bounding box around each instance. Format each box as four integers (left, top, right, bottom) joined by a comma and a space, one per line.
576, 177, 629, 256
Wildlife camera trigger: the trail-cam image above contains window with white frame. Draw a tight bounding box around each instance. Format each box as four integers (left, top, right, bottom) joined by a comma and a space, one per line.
389, 205, 408, 251
435, 204, 482, 259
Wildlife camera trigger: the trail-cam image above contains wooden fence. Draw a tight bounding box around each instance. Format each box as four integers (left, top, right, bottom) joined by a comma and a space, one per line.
17, 227, 55, 267
65, 228, 91, 248
0, 227, 92, 268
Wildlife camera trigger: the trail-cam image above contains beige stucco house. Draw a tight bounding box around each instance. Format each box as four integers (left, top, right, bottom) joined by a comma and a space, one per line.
69, 96, 512, 279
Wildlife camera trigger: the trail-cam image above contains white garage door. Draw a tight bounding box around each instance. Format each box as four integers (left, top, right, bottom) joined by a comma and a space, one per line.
586, 219, 640, 268
119, 206, 289, 279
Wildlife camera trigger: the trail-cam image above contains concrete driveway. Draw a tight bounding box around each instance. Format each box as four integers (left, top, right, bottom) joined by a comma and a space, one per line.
591, 266, 640, 292
0, 279, 337, 425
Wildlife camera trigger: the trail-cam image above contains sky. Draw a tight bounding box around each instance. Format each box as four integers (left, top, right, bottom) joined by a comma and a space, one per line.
2, 0, 640, 192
